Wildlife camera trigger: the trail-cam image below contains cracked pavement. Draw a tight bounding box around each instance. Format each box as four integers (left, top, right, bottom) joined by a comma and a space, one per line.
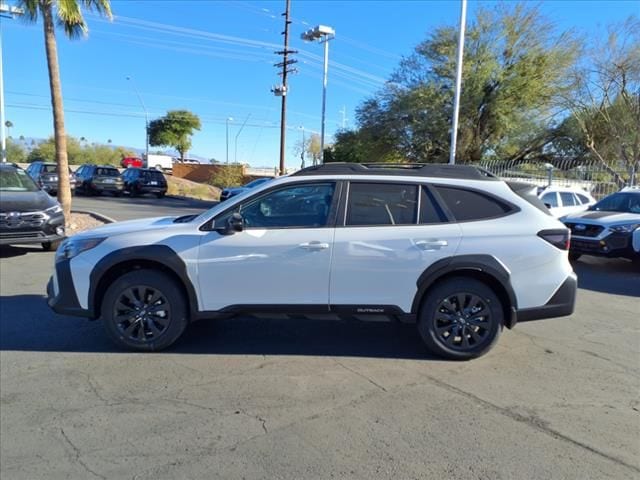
1, 199, 638, 479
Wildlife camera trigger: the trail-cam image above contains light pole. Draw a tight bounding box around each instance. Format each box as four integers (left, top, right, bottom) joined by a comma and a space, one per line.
126, 76, 149, 162
234, 114, 251, 164
449, 0, 467, 165
225, 117, 233, 164
301, 25, 335, 164
1, 3, 24, 163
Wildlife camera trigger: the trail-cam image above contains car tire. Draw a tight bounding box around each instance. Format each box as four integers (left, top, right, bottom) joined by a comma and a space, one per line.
569, 253, 581, 261
417, 277, 503, 360
101, 269, 189, 351
42, 240, 61, 251
156, 192, 165, 199
113, 192, 122, 197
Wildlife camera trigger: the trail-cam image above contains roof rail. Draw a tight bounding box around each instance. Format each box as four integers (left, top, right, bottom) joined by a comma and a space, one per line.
291, 162, 498, 180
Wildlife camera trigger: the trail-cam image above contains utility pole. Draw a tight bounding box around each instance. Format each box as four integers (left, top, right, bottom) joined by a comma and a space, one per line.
449, 0, 467, 165
126, 76, 149, 163
1, 3, 24, 163
274, 0, 297, 176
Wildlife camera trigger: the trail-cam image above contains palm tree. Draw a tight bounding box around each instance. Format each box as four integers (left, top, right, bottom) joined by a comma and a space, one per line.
18, 0, 112, 223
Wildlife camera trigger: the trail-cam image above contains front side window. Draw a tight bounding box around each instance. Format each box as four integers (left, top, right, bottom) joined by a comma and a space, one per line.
346, 183, 418, 226
223, 182, 335, 229
434, 186, 512, 221
542, 192, 558, 208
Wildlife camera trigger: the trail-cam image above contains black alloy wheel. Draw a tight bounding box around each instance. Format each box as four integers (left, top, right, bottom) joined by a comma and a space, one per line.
102, 269, 188, 351
418, 277, 503, 360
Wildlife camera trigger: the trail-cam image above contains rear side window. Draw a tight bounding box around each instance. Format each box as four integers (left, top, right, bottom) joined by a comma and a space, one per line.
346, 183, 418, 226
434, 186, 512, 222
95, 168, 119, 177
559, 192, 577, 206
576, 193, 590, 204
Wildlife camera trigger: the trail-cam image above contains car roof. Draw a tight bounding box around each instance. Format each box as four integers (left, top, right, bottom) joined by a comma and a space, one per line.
291, 162, 498, 181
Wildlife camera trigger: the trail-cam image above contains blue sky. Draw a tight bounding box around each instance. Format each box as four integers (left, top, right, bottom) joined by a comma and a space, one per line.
3, 0, 639, 168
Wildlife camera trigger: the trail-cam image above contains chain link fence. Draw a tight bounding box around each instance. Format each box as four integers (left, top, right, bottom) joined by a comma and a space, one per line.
477, 159, 638, 199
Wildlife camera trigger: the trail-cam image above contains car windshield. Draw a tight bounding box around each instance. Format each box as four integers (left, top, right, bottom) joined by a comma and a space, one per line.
245, 178, 272, 188
141, 170, 165, 181
0, 168, 40, 192
96, 168, 120, 177
591, 192, 640, 213
42, 164, 59, 173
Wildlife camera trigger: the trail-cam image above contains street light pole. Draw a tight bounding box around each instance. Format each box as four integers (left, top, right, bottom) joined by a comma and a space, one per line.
449, 0, 467, 165
234, 114, 251, 164
0, 3, 24, 163
126, 76, 149, 163
301, 25, 335, 165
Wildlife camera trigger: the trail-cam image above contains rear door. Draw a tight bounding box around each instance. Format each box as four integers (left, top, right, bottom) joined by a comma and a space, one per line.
329, 182, 461, 313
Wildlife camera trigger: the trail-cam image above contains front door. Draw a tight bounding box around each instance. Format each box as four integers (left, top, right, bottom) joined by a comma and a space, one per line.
197, 181, 338, 311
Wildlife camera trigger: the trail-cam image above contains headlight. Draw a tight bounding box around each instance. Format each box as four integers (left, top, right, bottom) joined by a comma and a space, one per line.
609, 223, 640, 233
55, 237, 106, 261
45, 205, 63, 215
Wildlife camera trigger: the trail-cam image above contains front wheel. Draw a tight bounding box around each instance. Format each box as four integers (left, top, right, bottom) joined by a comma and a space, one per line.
42, 240, 61, 251
417, 277, 503, 360
101, 269, 189, 351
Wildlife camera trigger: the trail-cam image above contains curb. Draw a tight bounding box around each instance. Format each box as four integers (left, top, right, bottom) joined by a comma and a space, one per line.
71, 209, 117, 224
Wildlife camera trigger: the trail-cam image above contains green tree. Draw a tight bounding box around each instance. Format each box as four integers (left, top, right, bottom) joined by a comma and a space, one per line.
335, 3, 579, 165
563, 17, 639, 186
6, 138, 27, 163
18, 0, 112, 224
27, 136, 83, 164
148, 110, 201, 161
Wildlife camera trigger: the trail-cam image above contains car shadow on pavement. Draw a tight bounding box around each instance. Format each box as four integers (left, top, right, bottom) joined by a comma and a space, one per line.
572, 257, 640, 297
0, 294, 435, 359
0, 245, 42, 258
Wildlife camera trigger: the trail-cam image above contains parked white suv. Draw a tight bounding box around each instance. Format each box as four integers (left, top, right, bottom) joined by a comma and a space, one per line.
47, 163, 577, 360
537, 186, 596, 218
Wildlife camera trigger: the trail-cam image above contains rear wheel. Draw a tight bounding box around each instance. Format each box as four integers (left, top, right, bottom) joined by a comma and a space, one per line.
101, 269, 189, 351
417, 277, 503, 360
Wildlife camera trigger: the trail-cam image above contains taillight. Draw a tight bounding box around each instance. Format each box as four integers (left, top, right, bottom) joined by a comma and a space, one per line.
538, 229, 570, 250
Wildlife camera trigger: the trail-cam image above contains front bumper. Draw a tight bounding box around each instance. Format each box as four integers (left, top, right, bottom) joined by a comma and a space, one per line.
516, 273, 577, 322
570, 232, 638, 260
46, 258, 92, 318
0, 213, 65, 246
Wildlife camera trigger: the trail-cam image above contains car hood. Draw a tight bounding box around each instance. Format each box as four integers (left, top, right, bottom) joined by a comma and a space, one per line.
563, 210, 640, 225
0, 190, 57, 212
74, 216, 181, 239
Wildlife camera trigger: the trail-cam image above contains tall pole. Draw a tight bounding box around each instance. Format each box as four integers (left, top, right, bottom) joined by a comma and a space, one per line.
234, 114, 251, 164
277, 0, 292, 176
0, 22, 6, 163
320, 38, 329, 164
449, 0, 467, 165
127, 76, 149, 162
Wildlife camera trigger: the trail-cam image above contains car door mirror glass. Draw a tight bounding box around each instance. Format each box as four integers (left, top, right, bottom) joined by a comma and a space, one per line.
228, 212, 244, 233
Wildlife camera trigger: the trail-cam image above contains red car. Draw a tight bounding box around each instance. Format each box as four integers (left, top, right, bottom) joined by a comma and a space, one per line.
121, 157, 144, 168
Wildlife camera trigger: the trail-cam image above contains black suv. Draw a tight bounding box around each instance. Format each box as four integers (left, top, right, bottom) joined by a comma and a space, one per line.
0, 163, 65, 250
121, 168, 168, 198
25, 161, 77, 196
75, 164, 124, 196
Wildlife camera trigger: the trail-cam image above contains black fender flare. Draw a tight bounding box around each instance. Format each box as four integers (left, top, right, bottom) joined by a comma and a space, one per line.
88, 245, 199, 319
411, 254, 518, 328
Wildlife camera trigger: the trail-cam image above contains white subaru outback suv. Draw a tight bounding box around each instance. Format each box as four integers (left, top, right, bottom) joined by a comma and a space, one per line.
47, 163, 577, 360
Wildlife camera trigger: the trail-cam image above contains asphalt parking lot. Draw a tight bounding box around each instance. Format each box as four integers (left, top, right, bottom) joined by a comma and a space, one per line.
1, 196, 639, 479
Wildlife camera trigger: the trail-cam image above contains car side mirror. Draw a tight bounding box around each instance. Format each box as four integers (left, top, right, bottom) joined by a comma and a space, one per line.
544, 203, 552, 209
228, 212, 244, 233
215, 212, 244, 235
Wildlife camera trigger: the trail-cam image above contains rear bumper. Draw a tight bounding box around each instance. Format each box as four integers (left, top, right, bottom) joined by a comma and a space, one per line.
516, 273, 577, 322
47, 258, 92, 318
